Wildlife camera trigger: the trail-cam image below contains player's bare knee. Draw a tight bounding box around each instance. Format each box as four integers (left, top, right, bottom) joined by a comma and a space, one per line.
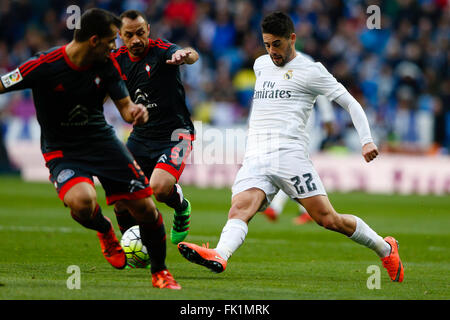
69, 196, 97, 220
150, 180, 172, 202
65, 186, 96, 219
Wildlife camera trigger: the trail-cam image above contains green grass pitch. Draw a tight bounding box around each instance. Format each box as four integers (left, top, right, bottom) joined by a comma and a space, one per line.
0, 176, 449, 300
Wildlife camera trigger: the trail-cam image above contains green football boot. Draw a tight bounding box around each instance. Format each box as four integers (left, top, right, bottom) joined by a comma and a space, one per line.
170, 199, 191, 244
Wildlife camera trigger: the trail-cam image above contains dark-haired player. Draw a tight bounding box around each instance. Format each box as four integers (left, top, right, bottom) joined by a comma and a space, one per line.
177, 11, 404, 283
0, 8, 180, 289
110, 10, 198, 245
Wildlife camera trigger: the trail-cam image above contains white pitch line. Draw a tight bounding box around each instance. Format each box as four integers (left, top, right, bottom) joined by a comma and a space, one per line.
0, 225, 290, 244
0, 225, 88, 234
185, 234, 290, 244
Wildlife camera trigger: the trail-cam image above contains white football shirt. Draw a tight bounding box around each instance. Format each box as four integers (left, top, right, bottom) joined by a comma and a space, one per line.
245, 53, 346, 158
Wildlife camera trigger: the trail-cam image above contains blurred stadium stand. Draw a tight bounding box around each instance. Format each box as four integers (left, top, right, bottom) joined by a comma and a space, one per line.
0, 0, 449, 193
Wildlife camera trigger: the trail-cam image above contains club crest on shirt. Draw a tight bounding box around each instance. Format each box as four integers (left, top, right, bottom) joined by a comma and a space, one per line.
94, 76, 101, 87
1, 68, 23, 88
284, 70, 293, 80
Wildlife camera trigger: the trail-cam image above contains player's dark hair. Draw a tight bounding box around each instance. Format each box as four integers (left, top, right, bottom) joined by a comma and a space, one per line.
120, 9, 148, 24
261, 11, 295, 39
74, 8, 121, 42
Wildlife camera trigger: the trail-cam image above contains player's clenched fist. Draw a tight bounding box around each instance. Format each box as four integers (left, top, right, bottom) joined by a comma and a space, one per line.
362, 142, 379, 163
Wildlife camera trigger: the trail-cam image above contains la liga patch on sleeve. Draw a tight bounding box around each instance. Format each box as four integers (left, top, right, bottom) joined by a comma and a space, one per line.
1, 68, 23, 88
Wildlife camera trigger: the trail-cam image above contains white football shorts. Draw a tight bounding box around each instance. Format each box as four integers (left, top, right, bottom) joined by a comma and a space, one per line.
231, 148, 327, 211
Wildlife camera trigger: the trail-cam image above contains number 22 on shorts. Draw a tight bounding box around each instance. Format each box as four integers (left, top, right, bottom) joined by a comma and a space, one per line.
290, 173, 317, 195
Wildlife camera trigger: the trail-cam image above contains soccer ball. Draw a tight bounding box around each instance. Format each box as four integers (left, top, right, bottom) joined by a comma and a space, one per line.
120, 225, 150, 268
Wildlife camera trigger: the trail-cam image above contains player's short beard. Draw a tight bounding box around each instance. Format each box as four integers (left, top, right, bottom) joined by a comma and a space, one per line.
271, 45, 294, 67
130, 43, 146, 56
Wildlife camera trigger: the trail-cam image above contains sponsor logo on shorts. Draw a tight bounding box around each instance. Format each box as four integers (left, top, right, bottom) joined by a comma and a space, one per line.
157, 154, 168, 163
129, 179, 146, 193
57, 169, 75, 184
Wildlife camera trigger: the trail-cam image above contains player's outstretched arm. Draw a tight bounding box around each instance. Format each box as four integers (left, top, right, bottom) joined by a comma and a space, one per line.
305, 62, 378, 162
113, 96, 148, 126
334, 91, 378, 162
166, 47, 199, 65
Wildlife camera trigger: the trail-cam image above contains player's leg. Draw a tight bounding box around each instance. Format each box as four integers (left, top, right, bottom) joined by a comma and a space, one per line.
150, 168, 191, 244
98, 138, 181, 289
293, 203, 314, 225
64, 182, 106, 232
112, 152, 153, 234
63, 181, 126, 269
111, 137, 152, 234
45, 155, 126, 269
216, 187, 266, 258
262, 189, 289, 221
297, 195, 403, 282
113, 200, 138, 234
178, 188, 267, 273
116, 196, 180, 289
115, 135, 193, 243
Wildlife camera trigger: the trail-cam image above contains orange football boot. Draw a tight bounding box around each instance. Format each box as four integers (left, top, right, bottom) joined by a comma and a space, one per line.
97, 217, 126, 269
381, 236, 404, 282
293, 212, 314, 225
152, 269, 181, 290
262, 207, 278, 221
178, 242, 227, 273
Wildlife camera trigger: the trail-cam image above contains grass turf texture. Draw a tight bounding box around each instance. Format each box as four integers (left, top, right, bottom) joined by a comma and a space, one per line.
0, 176, 449, 300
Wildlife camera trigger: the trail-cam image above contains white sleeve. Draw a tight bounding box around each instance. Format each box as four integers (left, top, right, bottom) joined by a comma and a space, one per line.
334, 91, 373, 146
315, 95, 334, 123
306, 62, 347, 101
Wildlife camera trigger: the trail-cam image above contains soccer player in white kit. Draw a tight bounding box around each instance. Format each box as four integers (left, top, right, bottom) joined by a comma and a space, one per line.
178, 11, 404, 282
262, 91, 335, 224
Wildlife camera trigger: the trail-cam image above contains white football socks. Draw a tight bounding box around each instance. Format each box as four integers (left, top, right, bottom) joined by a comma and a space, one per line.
214, 216, 391, 261
349, 216, 391, 258
215, 219, 248, 261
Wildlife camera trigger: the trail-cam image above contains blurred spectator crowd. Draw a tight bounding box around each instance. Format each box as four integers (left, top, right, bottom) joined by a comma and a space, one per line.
0, 0, 449, 156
